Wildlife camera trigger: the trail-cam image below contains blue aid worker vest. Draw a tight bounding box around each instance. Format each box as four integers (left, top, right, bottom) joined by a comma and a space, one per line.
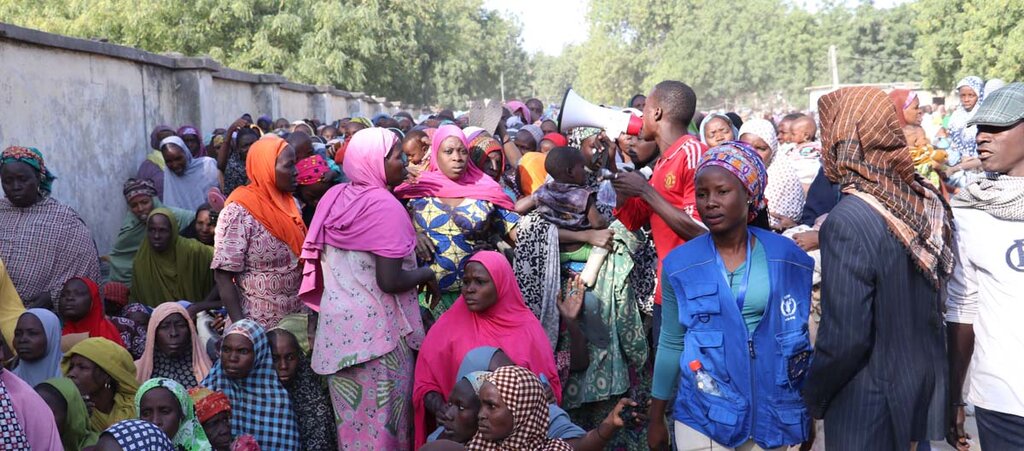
662, 227, 814, 448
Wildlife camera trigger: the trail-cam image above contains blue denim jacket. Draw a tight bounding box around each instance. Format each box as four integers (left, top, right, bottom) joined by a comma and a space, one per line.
662, 227, 814, 448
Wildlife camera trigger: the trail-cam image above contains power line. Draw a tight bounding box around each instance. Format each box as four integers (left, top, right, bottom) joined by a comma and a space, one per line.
843, 55, 961, 63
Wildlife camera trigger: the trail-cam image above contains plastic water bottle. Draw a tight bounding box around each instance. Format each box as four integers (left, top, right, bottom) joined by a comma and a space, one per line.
690, 360, 722, 397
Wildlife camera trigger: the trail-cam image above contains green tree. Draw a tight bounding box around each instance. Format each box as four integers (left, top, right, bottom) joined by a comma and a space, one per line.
914, 0, 1024, 91
0, 0, 530, 108
830, 2, 919, 84
531, 46, 582, 105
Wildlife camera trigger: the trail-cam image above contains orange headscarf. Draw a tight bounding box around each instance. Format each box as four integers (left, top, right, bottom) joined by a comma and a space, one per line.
518, 152, 548, 196
225, 135, 307, 256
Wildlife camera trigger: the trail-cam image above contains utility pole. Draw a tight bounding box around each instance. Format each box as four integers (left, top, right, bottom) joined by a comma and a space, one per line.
829, 45, 840, 88
500, 71, 506, 103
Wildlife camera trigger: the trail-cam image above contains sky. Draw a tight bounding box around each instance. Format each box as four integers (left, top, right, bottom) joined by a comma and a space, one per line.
484, 0, 910, 57
483, 0, 589, 56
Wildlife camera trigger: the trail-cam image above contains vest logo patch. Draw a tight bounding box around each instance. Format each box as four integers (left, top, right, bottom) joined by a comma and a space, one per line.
1007, 239, 1024, 273
781, 294, 798, 321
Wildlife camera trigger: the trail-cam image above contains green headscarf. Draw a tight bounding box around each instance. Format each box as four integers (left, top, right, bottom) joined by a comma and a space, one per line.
130, 208, 215, 307
61, 337, 140, 432
0, 146, 56, 195
38, 377, 99, 451
272, 313, 310, 356
108, 199, 195, 285
136, 377, 212, 451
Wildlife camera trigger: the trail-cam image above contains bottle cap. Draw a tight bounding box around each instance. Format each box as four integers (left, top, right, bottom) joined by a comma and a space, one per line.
688, 360, 703, 372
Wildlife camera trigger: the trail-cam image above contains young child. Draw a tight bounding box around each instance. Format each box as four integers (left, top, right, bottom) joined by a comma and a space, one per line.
517, 147, 609, 255
787, 115, 823, 189
903, 124, 947, 190
538, 133, 568, 154
402, 129, 431, 181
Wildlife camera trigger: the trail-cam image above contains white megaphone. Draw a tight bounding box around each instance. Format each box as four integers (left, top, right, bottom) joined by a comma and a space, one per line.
558, 88, 643, 138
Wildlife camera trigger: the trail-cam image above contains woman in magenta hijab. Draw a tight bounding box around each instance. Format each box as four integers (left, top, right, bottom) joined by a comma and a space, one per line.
299, 127, 435, 449
412, 250, 561, 448
394, 125, 519, 319
1, 367, 63, 449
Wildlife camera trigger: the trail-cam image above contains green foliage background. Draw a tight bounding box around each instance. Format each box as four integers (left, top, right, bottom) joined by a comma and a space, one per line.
2, 0, 1021, 109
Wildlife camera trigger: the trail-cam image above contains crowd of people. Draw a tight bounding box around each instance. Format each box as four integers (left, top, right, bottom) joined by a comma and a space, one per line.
0, 74, 1021, 451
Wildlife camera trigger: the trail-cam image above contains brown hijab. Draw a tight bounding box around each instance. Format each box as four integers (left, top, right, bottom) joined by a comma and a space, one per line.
817, 86, 954, 286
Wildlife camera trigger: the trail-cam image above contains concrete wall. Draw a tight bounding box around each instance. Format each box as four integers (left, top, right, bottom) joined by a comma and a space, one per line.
0, 23, 413, 255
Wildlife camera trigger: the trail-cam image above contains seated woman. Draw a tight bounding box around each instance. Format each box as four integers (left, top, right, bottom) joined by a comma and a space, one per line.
430, 346, 641, 450
466, 366, 574, 450
699, 113, 739, 149
138, 126, 176, 200
109, 178, 195, 285
135, 377, 212, 451
395, 125, 519, 318
59, 277, 128, 349
648, 142, 813, 450
178, 125, 207, 158
0, 367, 63, 449
201, 319, 300, 449
0, 258, 25, 356
12, 308, 62, 387
738, 120, 805, 231
159, 136, 222, 211
36, 377, 99, 451
439, 370, 641, 451
180, 203, 219, 246
95, 419, 175, 451
189, 387, 259, 451
0, 146, 101, 309
135, 303, 212, 389
62, 337, 140, 431
413, 251, 559, 447
267, 326, 337, 450
109, 302, 149, 360
130, 207, 216, 307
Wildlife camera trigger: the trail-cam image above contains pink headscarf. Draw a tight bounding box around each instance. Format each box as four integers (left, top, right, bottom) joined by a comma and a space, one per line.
2, 369, 63, 449
463, 126, 486, 142
177, 125, 205, 157
394, 125, 515, 209
299, 128, 417, 310
134, 302, 213, 383
506, 100, 532, 123
296, 155, 330, 185
412, 251, 561, 447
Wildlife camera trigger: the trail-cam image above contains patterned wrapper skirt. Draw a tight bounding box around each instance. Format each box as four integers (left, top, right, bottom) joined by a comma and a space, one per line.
328, 339, 414, 450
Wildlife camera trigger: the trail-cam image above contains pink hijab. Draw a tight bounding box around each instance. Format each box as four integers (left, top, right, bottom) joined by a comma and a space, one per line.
412, 251, 560, 447
2, 369, 63, 449
506, 100, 532, 123
394, 125, 514, 209
299, 128, 417, 310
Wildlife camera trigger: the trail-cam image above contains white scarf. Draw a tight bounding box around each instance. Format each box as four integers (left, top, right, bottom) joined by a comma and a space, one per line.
951, 173, 1024, 221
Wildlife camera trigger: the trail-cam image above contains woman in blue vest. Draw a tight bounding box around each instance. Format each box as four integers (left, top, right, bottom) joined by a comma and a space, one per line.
647, 141, 814, 451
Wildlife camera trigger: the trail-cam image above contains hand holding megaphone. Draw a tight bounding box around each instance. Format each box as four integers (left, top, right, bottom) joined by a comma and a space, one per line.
558, 88, 643, 137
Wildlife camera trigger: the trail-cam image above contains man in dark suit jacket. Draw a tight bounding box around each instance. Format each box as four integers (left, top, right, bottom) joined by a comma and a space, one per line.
801, 87, 954, 451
